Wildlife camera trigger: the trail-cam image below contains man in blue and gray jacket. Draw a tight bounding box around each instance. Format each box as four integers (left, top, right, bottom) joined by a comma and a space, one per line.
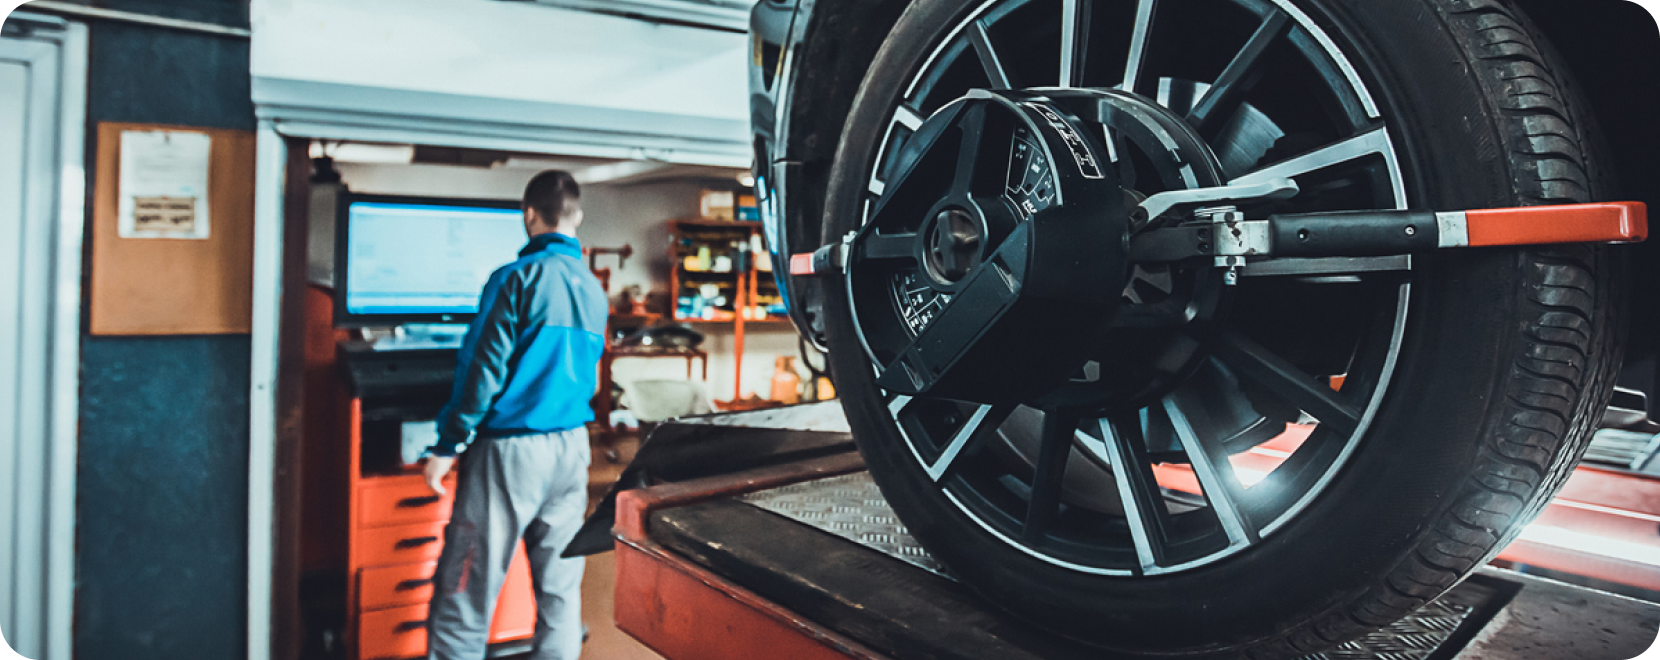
422, 170, 607, 660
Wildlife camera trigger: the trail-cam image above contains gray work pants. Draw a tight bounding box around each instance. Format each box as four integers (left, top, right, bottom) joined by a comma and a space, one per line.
428, 428, 590, 660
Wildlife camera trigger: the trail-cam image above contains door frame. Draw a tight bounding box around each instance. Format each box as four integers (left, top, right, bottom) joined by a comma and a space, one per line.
0, 13, 87, 660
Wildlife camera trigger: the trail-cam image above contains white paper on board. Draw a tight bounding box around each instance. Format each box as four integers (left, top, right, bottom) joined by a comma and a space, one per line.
117, 130, 213, 239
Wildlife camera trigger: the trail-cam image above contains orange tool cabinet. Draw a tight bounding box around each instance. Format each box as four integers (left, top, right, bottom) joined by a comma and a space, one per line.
303, 285, 536, 660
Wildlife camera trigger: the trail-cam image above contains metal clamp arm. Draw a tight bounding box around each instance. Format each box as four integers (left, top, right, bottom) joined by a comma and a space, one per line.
1129, 202, 1647, 263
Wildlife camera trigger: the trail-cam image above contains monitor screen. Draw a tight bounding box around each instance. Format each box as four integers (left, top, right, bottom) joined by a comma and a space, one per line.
339, 196, 527, 324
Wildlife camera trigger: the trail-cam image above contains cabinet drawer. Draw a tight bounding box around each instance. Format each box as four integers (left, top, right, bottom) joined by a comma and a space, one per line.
359, 603, 428, 660
360, 561, 438, 611
356, 521, 447, 567
359, 476, 455, 529
353, 547, 535, 658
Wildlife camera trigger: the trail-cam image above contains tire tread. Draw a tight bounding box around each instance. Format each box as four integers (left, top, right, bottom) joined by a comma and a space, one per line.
1252, 3, 1619, 655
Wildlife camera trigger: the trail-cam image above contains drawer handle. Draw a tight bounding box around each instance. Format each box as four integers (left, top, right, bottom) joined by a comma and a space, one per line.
394, 620, 427, 633
395, 536, 440, 549
396, 495, 442, 508
395, 577, 434, 591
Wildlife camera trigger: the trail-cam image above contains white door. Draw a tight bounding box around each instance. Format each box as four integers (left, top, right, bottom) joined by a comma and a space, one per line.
0, 16, 85, 660
0, 47, 29, 660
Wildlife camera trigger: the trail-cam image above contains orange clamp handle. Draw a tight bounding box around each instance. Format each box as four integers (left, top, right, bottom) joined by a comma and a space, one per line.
1465, 202, 1647, 247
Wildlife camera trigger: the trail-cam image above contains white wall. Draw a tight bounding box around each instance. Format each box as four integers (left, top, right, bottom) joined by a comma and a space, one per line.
332, 161, 811, 403
251, 0, 747, 121
250, 0, 750, 166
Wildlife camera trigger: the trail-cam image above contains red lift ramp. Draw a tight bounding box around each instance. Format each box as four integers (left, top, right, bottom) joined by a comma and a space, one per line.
601, 409, 1660, 660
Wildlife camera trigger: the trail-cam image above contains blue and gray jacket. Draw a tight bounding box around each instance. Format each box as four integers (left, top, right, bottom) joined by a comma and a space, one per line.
429, 232, 608, 457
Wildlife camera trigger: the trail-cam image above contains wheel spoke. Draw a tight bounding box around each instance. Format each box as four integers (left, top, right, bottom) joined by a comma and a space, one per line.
1023, 409, 1079, 543
1059, 0, 1093, 87
895, 105, 925, 131
1121, 0, 1157, 93
968, 20, 1013, 90
1185, 10, 1291, 135
870, 106, 928, 194
925, 404, 1013, 481
1230, 126, 1391, 186
1099, 414, 1169, 572
888, 395, 913, 416
1162, 395, 1259, 547
1210, 330, 1361, 435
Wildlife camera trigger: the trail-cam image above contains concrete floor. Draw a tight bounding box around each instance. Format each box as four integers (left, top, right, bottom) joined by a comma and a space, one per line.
578, 432, 663, 660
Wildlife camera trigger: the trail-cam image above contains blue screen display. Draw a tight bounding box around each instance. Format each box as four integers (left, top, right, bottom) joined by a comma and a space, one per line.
344, 201, 527, 317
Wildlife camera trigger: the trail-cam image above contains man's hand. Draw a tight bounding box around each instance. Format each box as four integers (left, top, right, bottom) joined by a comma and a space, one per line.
424, 456, 456, 495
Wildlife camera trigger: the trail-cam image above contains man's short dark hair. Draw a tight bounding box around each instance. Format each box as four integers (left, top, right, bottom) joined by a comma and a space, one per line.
523, 170, 581, 223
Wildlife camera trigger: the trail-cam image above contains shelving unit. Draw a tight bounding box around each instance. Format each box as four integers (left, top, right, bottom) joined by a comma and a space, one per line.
668, 219, 782, 322
667, 218, 787, 401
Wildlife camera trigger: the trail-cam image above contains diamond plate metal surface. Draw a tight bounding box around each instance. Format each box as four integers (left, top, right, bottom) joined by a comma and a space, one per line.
738, 471, 1496, 659
1300, 598, 1475, 660
739, 472, 953, 577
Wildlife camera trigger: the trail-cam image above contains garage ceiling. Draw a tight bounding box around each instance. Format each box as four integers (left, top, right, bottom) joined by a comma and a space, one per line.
523, 0, 756, 32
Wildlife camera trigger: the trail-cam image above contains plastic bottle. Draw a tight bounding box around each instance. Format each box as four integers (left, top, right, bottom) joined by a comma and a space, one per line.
771, 356, 802, 405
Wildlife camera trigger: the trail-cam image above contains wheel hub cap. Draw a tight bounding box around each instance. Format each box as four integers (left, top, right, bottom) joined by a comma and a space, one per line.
847, 88, 1226, 408
846, 90, 1130, 405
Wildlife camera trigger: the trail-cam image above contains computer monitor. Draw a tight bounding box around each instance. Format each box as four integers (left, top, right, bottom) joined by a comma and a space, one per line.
334, 193, 529, 327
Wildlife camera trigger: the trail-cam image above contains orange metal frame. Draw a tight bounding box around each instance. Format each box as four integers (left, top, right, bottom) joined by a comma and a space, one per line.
610, 453, 889, 660
611, 437, 1660, 660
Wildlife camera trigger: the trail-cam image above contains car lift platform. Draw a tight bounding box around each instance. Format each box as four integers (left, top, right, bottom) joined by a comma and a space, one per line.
593, 407, 1660, 660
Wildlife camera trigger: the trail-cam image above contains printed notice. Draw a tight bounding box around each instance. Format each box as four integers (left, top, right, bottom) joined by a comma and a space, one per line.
118, 130, 212, 239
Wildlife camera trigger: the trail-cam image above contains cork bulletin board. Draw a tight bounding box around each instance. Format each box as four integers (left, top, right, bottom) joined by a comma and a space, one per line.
90, 122, 256, 335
